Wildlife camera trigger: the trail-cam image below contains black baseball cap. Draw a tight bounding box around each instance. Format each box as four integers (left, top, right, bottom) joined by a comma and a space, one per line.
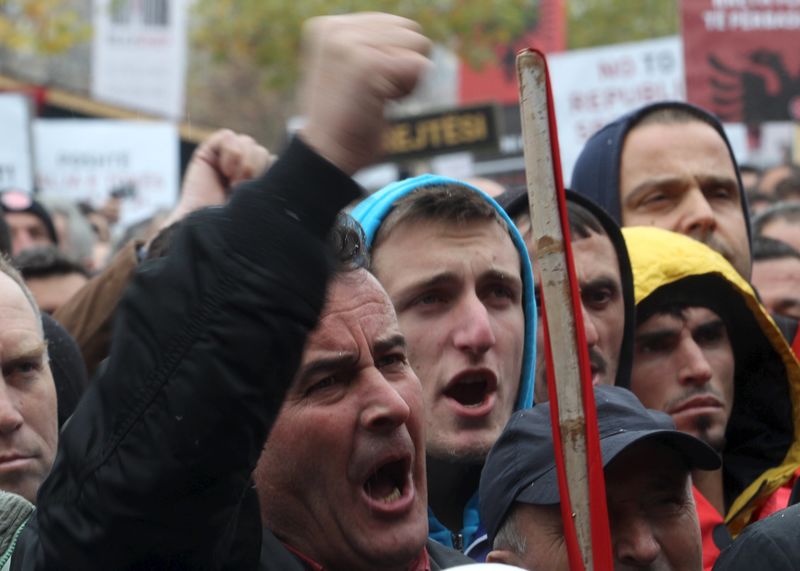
479, 385, 721, 544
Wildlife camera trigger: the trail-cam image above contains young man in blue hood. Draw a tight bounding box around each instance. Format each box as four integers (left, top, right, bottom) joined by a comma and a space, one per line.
351, 177, 537, 561
570, 101, 752, 281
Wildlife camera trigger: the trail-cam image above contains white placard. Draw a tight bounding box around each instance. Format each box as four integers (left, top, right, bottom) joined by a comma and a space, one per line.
33, 120, 179, 227
548, 36, 686, 181
0, 94, 34, 192
91, 0, 188, 119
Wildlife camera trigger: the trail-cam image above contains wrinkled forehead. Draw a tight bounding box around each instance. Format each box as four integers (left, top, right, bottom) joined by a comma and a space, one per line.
606, 440, 691, 494
311, 270, 400, 347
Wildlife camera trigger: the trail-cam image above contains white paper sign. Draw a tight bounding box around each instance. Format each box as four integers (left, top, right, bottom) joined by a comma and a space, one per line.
33, 120, 179, 226
91, 0, 188, 119
548, 37, 686, 181
0, 94, 34, 192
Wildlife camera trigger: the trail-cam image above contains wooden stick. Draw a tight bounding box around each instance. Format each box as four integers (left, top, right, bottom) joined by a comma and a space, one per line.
516, 48, 599, 571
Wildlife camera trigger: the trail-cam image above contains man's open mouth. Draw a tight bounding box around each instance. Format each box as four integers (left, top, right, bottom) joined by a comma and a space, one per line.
364, 457, 410, 504
443, 371, 498, 409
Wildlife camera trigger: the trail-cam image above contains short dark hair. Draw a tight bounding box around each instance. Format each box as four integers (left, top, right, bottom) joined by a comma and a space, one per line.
505, 190, 607, 243
774, 173, 800, 202
13, 246, 89, 281
371, 184, 507, 252
752, 202, 800, 236
566, 199, 605, 240
752, 236, 800, 262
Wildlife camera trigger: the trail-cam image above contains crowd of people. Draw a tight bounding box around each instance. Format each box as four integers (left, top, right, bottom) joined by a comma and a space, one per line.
1, 11, 800, 571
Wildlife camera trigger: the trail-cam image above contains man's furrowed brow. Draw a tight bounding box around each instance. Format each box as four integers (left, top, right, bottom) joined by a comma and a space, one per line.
483, 268, 521, 284
298, 352, 358, 382
693, 318, 726, 336
7, 341, 48, 362
373, 333, 406, 356
635, 328, 676, 345
625, 176, 686, 203
581, 276, 618, 292
393, 272, 459, 305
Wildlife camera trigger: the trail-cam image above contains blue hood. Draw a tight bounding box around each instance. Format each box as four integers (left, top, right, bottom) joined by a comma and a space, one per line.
570, 100, 752, 248
351, 174, 537, 411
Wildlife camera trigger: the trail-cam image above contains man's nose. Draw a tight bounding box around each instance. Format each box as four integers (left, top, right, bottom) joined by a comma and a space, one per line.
581, 303, 600, 348
678, 339, 714, 387
452, 294, 496, 358
0, 384, 24, 435
677, 188, 717, 241
360, 369, 411, 433
12, 233, 33, 256
613, 513, 661, 566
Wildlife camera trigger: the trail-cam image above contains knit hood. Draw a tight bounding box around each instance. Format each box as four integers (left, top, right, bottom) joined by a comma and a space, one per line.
497, 188, 636, 389
570, 101, 752, 249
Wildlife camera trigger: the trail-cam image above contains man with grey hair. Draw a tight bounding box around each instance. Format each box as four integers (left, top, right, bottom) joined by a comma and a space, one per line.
479, 385, 720, 570
0, 255, 57, 505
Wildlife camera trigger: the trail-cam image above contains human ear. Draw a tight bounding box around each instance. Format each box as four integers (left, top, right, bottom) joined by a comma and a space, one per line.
487, 548, 525, 566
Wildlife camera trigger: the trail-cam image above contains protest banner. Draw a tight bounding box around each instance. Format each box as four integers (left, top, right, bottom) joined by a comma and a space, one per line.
92, 0, 188, 119
0, 94, 34, 192
547, 36, 684, 180
33, 120, 179, 227
682, 0, 800, 123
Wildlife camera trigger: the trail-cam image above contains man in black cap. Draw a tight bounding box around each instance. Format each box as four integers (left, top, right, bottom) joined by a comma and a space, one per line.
0, 190, 59, 256
479, 385, 720, 571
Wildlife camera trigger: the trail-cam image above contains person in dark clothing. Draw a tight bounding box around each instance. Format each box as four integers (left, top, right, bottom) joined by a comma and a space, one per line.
569, 101, 800, 353
479, 385, 720, 571
497, 189, 636, 399
570, 101, 751, 281
624, 226, 800, 569
6, 12, 473, 571
712, 502, 800, 571
0, 191, 59, 256
13, 246, 89, 314
40, 314, 88, 428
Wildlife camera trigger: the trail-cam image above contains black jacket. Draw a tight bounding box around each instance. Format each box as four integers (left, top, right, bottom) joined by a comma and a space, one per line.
257, 533, 472, 570
712, 502, 800, 570
11, 137, 362, 570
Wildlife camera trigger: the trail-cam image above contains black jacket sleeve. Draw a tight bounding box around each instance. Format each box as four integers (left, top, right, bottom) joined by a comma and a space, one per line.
12, 137, 362, 571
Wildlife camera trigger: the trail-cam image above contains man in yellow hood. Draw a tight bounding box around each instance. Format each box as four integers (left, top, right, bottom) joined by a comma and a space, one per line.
623, 226, 800, 568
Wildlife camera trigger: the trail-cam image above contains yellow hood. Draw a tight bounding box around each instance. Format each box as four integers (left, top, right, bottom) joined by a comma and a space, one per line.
623, 226, 800, 535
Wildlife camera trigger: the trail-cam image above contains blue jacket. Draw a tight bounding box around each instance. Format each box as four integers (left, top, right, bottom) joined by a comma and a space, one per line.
351, 174, 537, 560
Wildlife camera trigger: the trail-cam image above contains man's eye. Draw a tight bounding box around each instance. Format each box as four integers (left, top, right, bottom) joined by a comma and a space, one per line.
306, 376, 338, 395
484, 285, 515, 304
583, 288, 612, 309
377, 353, 407, 371
706, 186, 735, 201
5, 361, 41, 381
695, 327, 725, 346
413, 292, 446, 307
636, 339, 669, 355
641, 192, 669, 206
650, 493, 686, 514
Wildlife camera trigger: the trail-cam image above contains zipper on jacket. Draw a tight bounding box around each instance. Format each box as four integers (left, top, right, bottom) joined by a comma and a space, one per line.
451, 532, 464, 552
0, 517, 29, 569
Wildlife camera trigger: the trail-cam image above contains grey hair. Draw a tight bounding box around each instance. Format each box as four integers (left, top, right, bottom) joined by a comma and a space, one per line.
0, 254, 43, 336
493, 504, 528, 556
